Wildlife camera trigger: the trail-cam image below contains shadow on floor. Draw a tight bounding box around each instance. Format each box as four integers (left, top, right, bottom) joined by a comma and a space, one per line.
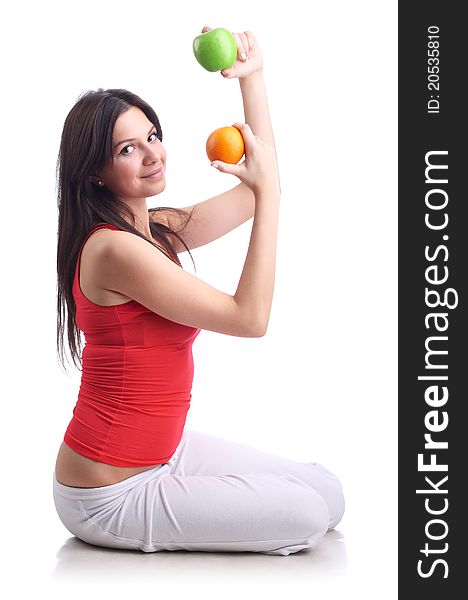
50, 529, 347, 585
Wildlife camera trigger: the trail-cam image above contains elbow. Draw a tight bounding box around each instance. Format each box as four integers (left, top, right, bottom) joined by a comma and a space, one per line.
244, 322, 265, 338
234, 301, 269, 337
250, 319, 268, 338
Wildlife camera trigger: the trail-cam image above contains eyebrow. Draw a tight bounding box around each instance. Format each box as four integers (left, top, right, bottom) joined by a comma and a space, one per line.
113, 125, 156, 149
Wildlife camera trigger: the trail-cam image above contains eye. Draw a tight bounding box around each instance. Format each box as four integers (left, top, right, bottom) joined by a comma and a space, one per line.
120, 145, 134, 155
119, 131, 158, 156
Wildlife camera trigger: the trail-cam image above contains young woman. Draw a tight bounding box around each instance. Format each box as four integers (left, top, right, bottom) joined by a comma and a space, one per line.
53, 27, 345, 556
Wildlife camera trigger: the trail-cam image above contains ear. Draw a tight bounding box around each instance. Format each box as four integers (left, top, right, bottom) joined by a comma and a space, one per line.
89, 175, 104, 186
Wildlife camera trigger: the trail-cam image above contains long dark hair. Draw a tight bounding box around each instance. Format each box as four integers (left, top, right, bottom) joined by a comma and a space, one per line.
56, 88, 196, 374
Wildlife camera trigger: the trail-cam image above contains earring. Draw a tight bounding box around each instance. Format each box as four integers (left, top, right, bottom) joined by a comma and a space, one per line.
98, 180, 104, 186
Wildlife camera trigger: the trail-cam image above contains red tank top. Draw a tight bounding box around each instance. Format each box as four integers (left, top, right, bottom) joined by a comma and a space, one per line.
63, 223, 201, 467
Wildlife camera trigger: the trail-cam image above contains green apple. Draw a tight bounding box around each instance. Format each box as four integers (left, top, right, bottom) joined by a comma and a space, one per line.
193, 28, 237, 72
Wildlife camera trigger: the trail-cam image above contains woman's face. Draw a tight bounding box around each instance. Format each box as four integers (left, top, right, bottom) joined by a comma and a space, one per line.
98, 106, 166, 200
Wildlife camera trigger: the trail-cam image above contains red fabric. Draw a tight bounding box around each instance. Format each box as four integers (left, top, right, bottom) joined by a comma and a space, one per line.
64, 224, 201, 467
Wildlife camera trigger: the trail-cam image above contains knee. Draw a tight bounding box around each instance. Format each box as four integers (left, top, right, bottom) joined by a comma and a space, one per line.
310, 463, 346, 530
300, 489, 330, 546
323, 470, 345, 530
328, 482, 345, 530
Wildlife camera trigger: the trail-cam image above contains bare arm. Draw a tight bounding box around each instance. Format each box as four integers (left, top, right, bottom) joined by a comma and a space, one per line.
234, 186, 280, 333
239, 70, 276, 149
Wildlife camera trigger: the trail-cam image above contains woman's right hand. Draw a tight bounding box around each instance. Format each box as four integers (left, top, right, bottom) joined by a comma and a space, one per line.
211, 123, 280, 196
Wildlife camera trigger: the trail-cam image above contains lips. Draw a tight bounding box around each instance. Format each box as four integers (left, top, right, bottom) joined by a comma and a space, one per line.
142, 167, 164, 178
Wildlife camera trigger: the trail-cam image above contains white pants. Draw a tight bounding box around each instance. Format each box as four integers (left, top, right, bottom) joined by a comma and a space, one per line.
53, 429, 345, 556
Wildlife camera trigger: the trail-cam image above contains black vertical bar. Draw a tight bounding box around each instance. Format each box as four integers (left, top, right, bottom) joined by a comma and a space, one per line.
399, 1, 466, 596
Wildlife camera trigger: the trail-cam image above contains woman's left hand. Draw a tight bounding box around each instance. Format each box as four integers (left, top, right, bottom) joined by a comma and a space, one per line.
201, 25, 263, 79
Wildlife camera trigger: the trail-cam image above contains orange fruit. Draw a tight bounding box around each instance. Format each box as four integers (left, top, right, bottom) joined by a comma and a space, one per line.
206, 126, 245, 164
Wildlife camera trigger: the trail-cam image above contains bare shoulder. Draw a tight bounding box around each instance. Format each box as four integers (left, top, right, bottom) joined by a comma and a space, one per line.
80, 227, 120, 260
82, 228, 150, 278
86, 226, 163, 254
96, 229, 164, 269
80, 229, 137, 304
91, 228, 148, 255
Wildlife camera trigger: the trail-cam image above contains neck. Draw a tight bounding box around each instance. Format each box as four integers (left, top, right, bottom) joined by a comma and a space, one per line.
120, 197, 152, 238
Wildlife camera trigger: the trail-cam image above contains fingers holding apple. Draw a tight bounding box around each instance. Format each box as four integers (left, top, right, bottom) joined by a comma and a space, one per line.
233, 32, 249, 61
221, 30, 262, 78
193, 26, 263, 78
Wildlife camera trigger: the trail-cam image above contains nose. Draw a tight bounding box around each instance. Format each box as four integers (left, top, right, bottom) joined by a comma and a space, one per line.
143, 141, 163, 165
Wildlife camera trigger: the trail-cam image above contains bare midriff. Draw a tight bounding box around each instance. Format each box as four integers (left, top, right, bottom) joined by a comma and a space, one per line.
54, 442, 163, 488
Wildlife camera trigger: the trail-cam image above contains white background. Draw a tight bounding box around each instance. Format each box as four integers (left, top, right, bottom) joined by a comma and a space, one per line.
1, 0, 397, 598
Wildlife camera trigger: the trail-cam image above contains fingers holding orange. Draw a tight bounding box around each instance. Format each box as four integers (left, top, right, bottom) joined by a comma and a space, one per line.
206, 126, 245, 164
